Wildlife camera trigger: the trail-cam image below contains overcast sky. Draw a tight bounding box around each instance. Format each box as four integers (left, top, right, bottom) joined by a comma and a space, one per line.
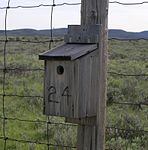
0, 0, 148, 32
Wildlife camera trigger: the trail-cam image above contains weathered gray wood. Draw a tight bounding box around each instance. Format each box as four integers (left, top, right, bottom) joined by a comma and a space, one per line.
76, 51, 98, 118
43, 50, 100, 118
77, 125, 97, 150
83, 126, 92, 150
91, 126, 96, 150
79, 57, 87, 117
44, 60, 75, 118
65, 117, 96, 126
64, 25, 100, 44
96, 0, 108, 149
73, 60, 79, 118
77, 0, 108, 150
39, 44, 97, 60
77, 126, 84, 150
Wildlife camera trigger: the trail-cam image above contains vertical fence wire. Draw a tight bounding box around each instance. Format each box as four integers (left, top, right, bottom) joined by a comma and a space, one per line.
47, 1, 55, 149
2, 0, 11, 149
47, 117, 50, 150
49, 0, 55, 50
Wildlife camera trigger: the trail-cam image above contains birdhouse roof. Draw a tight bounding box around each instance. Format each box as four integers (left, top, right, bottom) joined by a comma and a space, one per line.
39, 44, 97, 60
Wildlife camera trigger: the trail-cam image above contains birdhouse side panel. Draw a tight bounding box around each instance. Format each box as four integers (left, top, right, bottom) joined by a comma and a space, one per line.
87, 55, 99, 116
74, 51, 97, 118
78, 56, 90, 117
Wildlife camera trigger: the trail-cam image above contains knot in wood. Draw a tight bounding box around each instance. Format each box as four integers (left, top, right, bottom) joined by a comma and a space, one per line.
90, 10, 97, 19
87, 10, 97, 24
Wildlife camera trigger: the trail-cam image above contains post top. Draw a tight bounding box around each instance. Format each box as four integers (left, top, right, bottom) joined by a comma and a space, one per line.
39, 44, 97, 61
64, 25, 100, 44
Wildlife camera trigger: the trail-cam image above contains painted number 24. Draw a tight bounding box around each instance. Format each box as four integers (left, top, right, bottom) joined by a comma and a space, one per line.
48, 86, 71, 104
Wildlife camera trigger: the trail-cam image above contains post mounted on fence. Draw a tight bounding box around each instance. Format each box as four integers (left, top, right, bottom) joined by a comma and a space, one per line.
39, 0, 108, 149
77, 0, 108, 149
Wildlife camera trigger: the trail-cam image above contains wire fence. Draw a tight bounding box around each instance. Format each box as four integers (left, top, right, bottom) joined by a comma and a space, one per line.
1, 0, 148, 9
0, 0, 148, 149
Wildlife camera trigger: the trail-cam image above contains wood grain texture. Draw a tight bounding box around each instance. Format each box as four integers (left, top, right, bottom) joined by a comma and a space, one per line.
77, 126, 84, 150
65, 117, 96, 126
64, 25, 100, 44
44, 60, 75, 118
39, 44, 97, 60
77, 0, 109, 150
96, 0, 108, 149
43, 50, 99, 118
77, 125, 97, 150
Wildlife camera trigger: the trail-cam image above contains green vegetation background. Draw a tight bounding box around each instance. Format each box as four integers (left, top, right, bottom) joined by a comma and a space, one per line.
0, 36, 147, 150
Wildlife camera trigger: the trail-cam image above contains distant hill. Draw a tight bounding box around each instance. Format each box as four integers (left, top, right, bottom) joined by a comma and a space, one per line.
0, 28, 67, 37
109, 29, 148, 39
0, 28, 148, 39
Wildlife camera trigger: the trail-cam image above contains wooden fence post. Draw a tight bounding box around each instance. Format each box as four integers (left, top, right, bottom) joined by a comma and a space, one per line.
77, 0, 109, 149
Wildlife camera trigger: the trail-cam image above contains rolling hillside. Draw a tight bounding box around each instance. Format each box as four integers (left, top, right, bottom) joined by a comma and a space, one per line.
0, 28, 148, 39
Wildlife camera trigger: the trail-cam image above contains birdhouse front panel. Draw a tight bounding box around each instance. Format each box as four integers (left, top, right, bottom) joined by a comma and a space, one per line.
44, 60, 75, 117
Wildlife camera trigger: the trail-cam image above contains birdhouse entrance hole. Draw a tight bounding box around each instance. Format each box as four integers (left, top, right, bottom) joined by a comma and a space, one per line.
57, 65, 64, 75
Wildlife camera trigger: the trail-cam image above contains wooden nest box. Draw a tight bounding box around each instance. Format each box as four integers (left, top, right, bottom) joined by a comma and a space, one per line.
39, 25, 100, 119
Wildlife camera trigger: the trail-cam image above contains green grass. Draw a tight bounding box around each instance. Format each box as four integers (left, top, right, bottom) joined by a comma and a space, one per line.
0, 36, 148, 149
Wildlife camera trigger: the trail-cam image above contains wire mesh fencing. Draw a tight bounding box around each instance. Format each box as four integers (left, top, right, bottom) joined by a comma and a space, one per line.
0, 0, 148, 150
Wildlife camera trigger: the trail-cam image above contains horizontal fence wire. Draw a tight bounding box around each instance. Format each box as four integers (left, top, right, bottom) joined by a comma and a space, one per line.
0, 1, 148, 9
0, 93, 147, 107
111, 101, 148, 106
0, 68, 44, 72
0, 39, 64, 43
0, 2, 81, 10
0, 116, 77, 126
0, 115, 147, 133
109, 38, 148, 40
108, 71, 148, 77
0, 38, 148, 43
0, 68, 148, 77
0, 94, 43, 99
0, 126, 147, 149
110, 1, 148, 5
0, 0, 148, 149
